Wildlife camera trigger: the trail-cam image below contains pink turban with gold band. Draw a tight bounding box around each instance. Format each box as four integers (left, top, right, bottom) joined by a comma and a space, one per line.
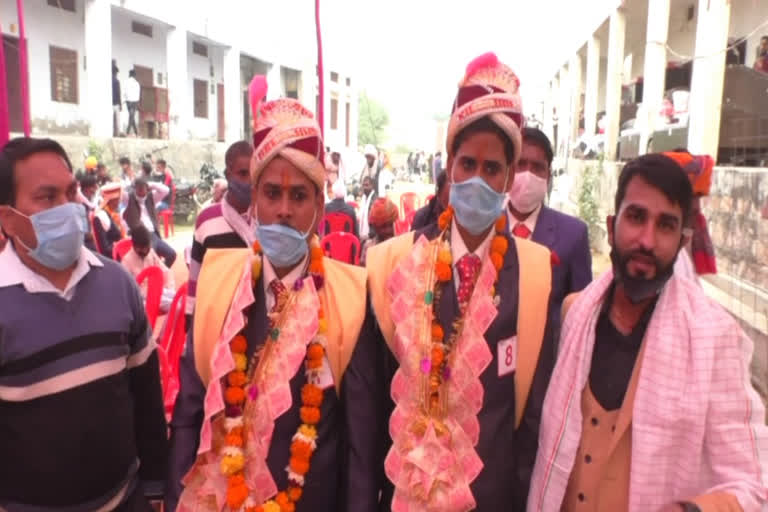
248, 76, 326, 191
446, 52, 525, 164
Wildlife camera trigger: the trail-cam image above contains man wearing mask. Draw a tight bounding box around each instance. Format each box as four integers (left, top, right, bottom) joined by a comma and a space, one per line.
508, 127, 592, 338
358, 176, 377, 239
0, 137, 167, 510
167, 80, 382, 512
123, 177, 176, 267
186, 141, 254, 319
367, 53, 557, 511
121, 225, 176, 303
528, 153, 768, 512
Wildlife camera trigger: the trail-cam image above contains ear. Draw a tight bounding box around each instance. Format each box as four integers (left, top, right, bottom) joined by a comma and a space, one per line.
0, 206, 37, 249
606, 215, 615, 248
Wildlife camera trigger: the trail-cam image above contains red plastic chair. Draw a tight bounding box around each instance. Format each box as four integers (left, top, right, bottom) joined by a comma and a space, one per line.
136, 266, 164, 330
395, 218, 410, 235
112, 238, 133, 262
321, 232, 361, 265
159, 210, 175, 238
321, 211, 355, 236
158, 282, 188, 418
400, 192, 421, 220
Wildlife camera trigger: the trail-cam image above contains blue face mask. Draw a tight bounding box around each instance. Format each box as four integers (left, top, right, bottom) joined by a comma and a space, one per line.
227, 178, 252, 208
449, 176, 507, 235
21, 202, 88, 270
256, 215, 315, 268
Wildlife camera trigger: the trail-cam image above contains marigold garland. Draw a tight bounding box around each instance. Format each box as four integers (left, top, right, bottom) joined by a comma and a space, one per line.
425, 207, 508, 416
222, 237, 327, 512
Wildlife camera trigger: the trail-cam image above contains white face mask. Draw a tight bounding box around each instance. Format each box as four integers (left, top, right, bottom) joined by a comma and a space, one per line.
508, 171, 548, 214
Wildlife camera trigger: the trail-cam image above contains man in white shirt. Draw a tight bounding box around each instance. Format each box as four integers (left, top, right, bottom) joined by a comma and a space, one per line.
125, 69, 141, 136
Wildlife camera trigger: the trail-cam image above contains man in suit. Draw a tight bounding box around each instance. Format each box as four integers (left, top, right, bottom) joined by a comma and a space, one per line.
411, 170, 449, 230
367, 53, 556, 512
167, 85, 382, 512
507, 127, 592, 332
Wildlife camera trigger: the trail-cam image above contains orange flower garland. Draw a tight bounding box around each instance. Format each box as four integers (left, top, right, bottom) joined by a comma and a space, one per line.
424, 207, 508, 415
222, 238, 327, 512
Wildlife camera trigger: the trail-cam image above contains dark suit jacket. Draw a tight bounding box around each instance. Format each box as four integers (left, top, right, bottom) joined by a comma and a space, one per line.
378, 224, 557, 511
529, 206, 592, 331
167, 273, 383, 512
410, 196, 443, 231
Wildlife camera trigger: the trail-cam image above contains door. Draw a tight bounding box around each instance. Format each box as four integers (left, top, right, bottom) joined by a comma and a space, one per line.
217, 83, 225, 142
3, 35, 23, 132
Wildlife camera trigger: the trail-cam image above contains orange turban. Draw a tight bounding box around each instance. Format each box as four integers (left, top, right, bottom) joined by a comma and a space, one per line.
369, 198, 398, 226
662, 151, 714, 196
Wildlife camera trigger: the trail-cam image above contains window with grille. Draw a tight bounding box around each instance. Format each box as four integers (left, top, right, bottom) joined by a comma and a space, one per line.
47, 0, 75, 12
192, 42, 208, 58
132, 21, 153, 38
346, 77, 351, 87
194, 79, 209, 118
330, 98, 338, 130
330, 72, 339, 83
49, 46, 78, 104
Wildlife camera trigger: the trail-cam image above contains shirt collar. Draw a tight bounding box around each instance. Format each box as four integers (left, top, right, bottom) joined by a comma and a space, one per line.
0, 243, 103, 299
450, 217, 493, 265
261, 252, 309, 292
506, 199, 542, 238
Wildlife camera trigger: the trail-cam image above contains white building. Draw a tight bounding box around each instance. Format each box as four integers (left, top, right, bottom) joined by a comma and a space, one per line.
541, 0, 768, 166
1, 0, 358, 148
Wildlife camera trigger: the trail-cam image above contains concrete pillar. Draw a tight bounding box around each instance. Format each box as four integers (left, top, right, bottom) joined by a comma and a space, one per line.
558, 65, 570, 157
223, 46, 241, 142
604, 7, 627, 161
551, 74, 560, 154
569, 53, 583, 143
166, 27, 190, 140
585, 35, 601, 136
639, 0, 671, 155
543, 80, 555, 144
348, 88, 358, 151
687, 0, 731, 158
266, 63, 282, 99
84, 0, 112, 138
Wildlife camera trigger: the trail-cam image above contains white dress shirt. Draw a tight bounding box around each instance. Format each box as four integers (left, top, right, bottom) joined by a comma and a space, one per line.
261, 253, 309, 312
125, 77, 141, 103
0, 243, 103, 301
506, 200, 542, 239
450, 219, 493, 293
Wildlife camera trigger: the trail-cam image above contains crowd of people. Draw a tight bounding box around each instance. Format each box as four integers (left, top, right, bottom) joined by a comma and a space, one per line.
0, 52, 767, 512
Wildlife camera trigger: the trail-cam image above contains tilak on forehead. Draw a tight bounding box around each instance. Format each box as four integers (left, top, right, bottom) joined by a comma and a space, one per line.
248, 75, 326, 191
446, 52, 525, 164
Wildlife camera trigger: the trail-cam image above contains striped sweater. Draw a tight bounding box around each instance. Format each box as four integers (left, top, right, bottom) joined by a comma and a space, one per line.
0, 255, 168, 512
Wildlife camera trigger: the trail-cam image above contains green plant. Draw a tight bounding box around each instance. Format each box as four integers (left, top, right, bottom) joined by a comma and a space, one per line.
578, 158, 602, 249
86, 139, 105, 162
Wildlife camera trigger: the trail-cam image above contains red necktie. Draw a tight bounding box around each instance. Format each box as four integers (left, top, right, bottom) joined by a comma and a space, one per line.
513, 223, 531, 239
269, 279, 288, 314
456, 253, 481, 306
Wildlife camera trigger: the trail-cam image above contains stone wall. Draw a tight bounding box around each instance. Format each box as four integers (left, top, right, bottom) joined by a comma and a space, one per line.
704, 167, 768, 292
16, 133, 229, 182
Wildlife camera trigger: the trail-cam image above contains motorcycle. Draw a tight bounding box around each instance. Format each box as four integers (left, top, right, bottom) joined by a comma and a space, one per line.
195, 163, 223, 207
174, 179, 197, 224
